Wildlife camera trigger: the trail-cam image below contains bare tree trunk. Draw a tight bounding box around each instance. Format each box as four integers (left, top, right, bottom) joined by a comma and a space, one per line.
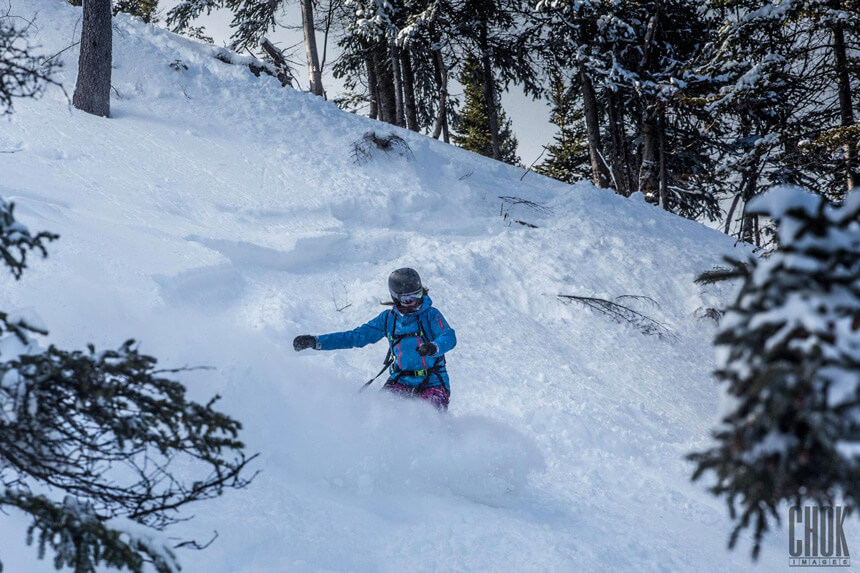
618, 100, 634, 194
73, 0, 112, 118
374, 43, 396, 124
832, 21, 857, 194
724, 192, 742, 235
658, 111, 668, 210
738, 167, 760, 243
366, 55, 379, 120
479, 26, 501, 161
401, 48, 418, 131
390, 40, 404, 127
579, 67, 609, 188
430, 24, 449, 142
300, 0, 324, 97
638, 111, 659, 202
606, 91, 629, 196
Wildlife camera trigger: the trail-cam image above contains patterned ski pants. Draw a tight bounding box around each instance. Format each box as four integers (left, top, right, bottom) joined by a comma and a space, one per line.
382, 380, 449, 411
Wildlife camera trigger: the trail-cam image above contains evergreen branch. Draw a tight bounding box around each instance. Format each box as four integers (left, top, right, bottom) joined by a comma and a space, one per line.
0, 340, 256, 522
0, 198, 59, 281
688, 188, 860, 559
1, 490, 178, 573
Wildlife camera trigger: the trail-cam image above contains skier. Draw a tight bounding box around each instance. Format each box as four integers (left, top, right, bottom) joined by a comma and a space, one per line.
293, 268, 456, 410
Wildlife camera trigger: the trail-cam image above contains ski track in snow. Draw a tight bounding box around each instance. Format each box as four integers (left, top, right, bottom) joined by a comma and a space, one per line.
1, 2, 856, 572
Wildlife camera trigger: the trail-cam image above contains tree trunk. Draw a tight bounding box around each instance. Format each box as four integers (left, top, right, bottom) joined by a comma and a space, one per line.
638, 111, 659, 202
430, 24, 449, 142
606, 91, 630, 196
401, 48, 418, 131
374, 42, 396, 124
724, 192, 742, 235
738, 166, 760, 243
366, 54, 379, 120
431, 50, 448, 140
579, 67, 609, 188
658, 111, 668, 210
73, 0, 112, 118
300, 0, 324, 97
390, 40, 404, 127
618, 99, 634, 194
479, 26, 501, 161
832, 21, 857, 194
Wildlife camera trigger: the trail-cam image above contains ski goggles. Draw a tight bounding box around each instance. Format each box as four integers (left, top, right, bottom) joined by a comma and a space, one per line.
391, 289, 423, 306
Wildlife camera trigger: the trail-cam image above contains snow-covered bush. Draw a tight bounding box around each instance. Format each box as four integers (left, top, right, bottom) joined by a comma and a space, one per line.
690, 186, 860, 557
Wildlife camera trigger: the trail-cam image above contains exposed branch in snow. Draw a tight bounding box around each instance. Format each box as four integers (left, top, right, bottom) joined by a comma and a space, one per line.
498, 196, 553, 215
694, 263, 753, 287
331, 280, 352, 312
499, 195, 552, 228
694, 307, 724, 324
259, 38, 297, 88
351, 131, 413, 165
558, 294, 676, 340
172, 530, 219, 550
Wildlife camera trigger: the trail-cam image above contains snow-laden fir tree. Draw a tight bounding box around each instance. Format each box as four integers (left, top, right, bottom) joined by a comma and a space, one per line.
701, 0, 860, 242
533, 0, 722, 218
534, 71, 589, 183
451, 53, 519, 165
690, 186, 860, 558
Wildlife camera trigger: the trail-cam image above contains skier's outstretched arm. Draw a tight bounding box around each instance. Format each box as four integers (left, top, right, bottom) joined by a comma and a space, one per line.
294, 311, 388, 351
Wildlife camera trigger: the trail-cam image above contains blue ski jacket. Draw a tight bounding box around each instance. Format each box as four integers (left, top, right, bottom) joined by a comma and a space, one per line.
317, 295, 456, 390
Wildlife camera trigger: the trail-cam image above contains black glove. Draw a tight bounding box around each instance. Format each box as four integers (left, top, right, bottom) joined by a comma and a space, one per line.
293, 335, 317, 351
417, 341, 438, 357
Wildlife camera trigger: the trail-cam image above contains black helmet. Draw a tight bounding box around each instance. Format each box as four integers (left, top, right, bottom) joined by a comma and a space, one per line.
388, 268, 423, 308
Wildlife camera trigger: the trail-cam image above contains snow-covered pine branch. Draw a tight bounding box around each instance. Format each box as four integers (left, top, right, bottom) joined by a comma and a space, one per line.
689, 185, 860, 559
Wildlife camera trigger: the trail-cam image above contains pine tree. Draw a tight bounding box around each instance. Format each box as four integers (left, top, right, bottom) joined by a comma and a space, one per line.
534, 71, 589, 183
689, 186, 860, 558
701, 0, 860, 241
451, 53, 519, 165
534, 0, 723, 218
114, 0, 159, 23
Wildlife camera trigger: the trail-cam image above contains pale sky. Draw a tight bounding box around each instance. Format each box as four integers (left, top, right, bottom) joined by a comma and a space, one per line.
155, 1, 554, 164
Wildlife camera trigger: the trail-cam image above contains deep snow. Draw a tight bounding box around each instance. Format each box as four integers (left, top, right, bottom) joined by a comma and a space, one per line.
2, 1, 855, 571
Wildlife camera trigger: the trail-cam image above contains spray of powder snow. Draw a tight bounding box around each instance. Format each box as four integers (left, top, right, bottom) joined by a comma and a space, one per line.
256, 375, 545, 505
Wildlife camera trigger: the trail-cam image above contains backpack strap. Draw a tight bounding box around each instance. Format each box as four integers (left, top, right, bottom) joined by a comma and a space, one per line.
360, 311, 396, 393
387, 310, 448, 391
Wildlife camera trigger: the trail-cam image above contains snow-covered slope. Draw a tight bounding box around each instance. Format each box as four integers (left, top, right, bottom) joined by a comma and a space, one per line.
1, 2, 841, 571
